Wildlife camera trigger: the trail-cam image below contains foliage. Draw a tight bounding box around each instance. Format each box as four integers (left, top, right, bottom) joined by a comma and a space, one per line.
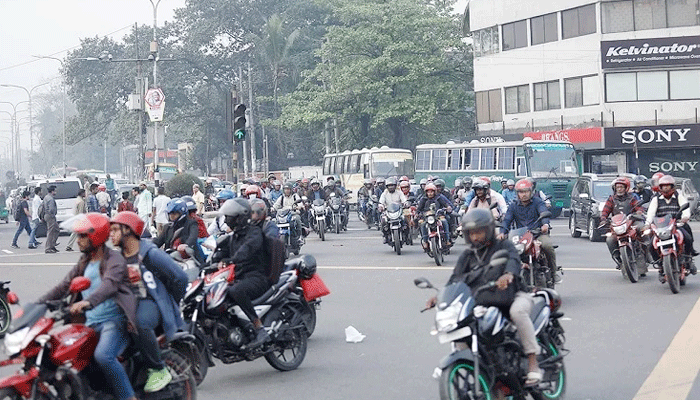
165, 173, 203, 198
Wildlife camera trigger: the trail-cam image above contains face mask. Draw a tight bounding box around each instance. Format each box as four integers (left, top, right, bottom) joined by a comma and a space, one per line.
249, 194, 257, 199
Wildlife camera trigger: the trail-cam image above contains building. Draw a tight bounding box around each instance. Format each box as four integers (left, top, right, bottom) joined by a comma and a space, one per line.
467, 0, 700, 188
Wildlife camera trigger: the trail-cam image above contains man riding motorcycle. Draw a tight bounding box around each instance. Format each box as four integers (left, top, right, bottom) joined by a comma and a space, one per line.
268, 180, 283, 205
378, 178, 408, 244
325, 178, 349, 230
306, 179, 327, 202
416, 183, 452, 251
251, 198, 279, 238
502, 179, 517, 205
645, 174, 698, 279
601, 177, 645, 270
498, 178, 561, 284
152, 198, 200, 263
374, 177, 387, 198
633, 175, 653, 204
468, 178, 508, 220
426, 209, 543, 386
273, 182, 303, 245
109, 211, 188, 393
415, 178, 428, 200
399, 180, 415, 203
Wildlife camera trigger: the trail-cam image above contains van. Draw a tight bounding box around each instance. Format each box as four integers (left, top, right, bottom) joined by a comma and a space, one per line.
26, 177, 83, 236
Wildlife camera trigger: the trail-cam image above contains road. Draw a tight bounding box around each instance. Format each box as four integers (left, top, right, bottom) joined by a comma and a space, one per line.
0, 215, 699, 400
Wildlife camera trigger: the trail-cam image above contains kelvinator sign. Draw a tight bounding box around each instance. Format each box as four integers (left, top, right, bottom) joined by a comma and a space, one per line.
604, 124, 700, 149
601, 35, 700, 69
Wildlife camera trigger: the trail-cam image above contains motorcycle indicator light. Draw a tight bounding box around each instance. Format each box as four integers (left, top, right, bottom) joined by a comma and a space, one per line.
6, 292, 18, 304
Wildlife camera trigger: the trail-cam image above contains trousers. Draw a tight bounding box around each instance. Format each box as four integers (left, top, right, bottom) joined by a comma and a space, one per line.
509, 292, 538, 355
227, 274, 271, 323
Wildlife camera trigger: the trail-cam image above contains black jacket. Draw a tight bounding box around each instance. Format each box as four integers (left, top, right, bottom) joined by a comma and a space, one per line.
448, 239, 522, 292
417, 194, 451, 215
153, 218, 199, 252
215, 224, 267, 280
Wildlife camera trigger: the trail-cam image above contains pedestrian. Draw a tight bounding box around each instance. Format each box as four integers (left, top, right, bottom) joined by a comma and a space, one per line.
28, 187, 42, 249
118, 192, 134, 212
87, 183, 100, 212
10, 190, 31, 249
151, 186, 170, 237
65, 189, 87, 252
104, 174, 117, 208
44, 185, 59, 253
96, 185, 111, 216
135, 182, 153, 226
192, 184, 204, 216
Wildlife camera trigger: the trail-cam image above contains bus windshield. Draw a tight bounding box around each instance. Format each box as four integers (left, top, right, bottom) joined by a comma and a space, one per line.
371, 152, 414, 178
525, 143, 578, 178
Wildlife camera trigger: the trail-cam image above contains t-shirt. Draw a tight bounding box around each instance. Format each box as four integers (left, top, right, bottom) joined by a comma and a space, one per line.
31, 196, 42, 221
82, 260, 124, 326
153, 195, 171, 224
18, 200, 29, 222
125, 254, 154, 300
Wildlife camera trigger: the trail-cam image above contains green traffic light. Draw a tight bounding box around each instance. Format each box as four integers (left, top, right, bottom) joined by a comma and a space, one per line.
234, 129, 246, 140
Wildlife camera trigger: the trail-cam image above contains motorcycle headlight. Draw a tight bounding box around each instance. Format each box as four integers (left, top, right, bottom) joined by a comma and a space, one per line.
511, 235, 520, 244
427, 216, 436, 225
515, 243, 525, 254
4, 327, 29, 356
613, 225, 627, 235
657, 228, 672, 240
435, 300, 462, 333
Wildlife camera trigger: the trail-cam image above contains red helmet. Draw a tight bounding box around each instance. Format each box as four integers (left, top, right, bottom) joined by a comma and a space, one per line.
425, 183, 437, 193
399, 181, 410, 188
651, 172, 664, 192
245, 185, 262, 199
301, 178, 309, 184
98, 184, 106, 192
612, 177, 630, 191
514, 178, 533, 192
111, 211, 145, 236
62, 213, 110, 247
658, 175, 675, 187
399, 175, 409, 182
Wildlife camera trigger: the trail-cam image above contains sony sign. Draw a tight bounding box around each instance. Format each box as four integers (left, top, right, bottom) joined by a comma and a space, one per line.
649, 161, 699, 173
605, 124, 700, 149
601, 35, 700, 69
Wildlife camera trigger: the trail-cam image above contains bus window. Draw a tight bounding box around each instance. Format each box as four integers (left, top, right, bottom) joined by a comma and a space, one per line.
431, 149, 447, 170
345, 155, 352, 173
470, 149, 480, 170
351, 155, 361, 173
463, 149, 472, 170
336, 156, 345, 174
364, 163, 370, 178
481, 148, 496, 170
516, 157, 525, 176
330, 157, 336, 175
448, 149, 462, 170
497, 147, 515, 170
415, 150, 431, 170
323, 157, 332, 175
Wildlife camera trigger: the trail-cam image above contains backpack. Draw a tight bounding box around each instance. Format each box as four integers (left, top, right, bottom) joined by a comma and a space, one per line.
262, 233, 286, 284
13, 201, 23, 221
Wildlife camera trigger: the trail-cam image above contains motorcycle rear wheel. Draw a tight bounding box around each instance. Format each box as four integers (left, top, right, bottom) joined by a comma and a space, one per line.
0, 296, 11, 335
265, 326, 308, 371
163, 348, 197, 400
393, 229, 402, 255
621, 246, 639, 283
431, 237, 442, 266
319, 220, 325, 241
0, 388, 23, 400
531, 343, 567, 400
663, 254, 681, 294
439, 361, 491, 400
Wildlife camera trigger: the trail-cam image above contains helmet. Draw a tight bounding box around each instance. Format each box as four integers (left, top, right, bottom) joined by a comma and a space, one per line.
216, 189, 235, 200
98, 184, 106, 192
472, 179, 489, 190
454, 178, 462, 187
376, 177, 386, 185
249, 198, 268, 219
61, 213, 111, 248
273, 180, 282, 188
409, 179, 416, 185
501, 178, 508, 184
181, 195, 197, 211
399, 175, 409, 182
651, 172, 665, 192
166, 198, 188, 221
297, 254, 318, 280
283, 182, 294, 191
506, 179, 515, 186
537, 288, 562, 312
111, 211, 145, 237
327, 176, 336, 182
611, 177, 630, 192
425, 183, 437, 193
219, 198, 251, 230
399, 181, 410, 188
514, 178, 534, 192
311, 179, 321, 187
463, 177, 473, 187
301, 178, 309, 184
658, 175, 676, 187
419, 178, 428, 185
386, 177, 397, 187
363, 179, 372, 186
435, 179, 445, 189
461, 209, 495, 249
239, 183, 249, 193
245, 185, 262, 199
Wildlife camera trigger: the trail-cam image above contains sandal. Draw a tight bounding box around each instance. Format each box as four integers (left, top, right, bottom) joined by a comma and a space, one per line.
525, 369, 542, 386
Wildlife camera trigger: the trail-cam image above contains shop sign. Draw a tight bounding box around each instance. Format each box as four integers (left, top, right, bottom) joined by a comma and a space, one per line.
601, 35, 700, 69
604, 124, 700, 149
649, 161, 699, 173
523, 128, 602, 148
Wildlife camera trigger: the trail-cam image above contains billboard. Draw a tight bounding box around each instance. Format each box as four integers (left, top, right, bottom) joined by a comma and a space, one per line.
601, 35, 700, 69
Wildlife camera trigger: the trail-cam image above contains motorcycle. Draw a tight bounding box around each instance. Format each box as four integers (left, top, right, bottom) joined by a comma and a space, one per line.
357, 195, 369, 223
647, 203, 692, 293
415, 251, 567, 400
327, 193, 346, 234
384, 202, 406, 255
606, 213, 649, 283
0, 282, 18, 336
366, 195, 381, 230
0, 277, 197, 400
276, 207, 303, 258
423, 204, 450, 266
309, 199, 328, 241
508, 211, 556, 290
180, 256, 327, 381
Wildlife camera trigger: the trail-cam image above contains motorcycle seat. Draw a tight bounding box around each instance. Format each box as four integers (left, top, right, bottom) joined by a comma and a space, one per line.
251, 287, 276, 306
529, 296, 548, 322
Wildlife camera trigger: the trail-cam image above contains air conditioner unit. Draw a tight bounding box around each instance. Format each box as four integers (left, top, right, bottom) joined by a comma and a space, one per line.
127, 94, 143, 111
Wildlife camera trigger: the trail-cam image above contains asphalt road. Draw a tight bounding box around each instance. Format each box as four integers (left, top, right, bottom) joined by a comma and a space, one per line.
0, 215, 699, 400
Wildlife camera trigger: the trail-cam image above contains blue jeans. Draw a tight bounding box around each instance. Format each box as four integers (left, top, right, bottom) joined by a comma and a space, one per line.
420, 220, 450, 244
28, 219, 40, 246
93, 320, 134, 400
136, 299, 164, 370
12, 218, 31, 246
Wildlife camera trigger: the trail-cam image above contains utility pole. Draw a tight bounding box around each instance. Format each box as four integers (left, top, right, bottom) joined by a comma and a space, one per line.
238, 66, 248, 178
149, 0, 162, 184
135, 23, 145, 182
248, 61, 256, 175
230, 89, 239, 184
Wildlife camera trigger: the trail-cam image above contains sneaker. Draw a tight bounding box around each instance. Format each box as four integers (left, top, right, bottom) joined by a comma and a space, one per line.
246, 327, 270, 348
143, 367, 172, 393
65, 247, 73, 252
45, 248, 58, 254
34, 241, 42, 246
10, 244, 19, 249
28, 245, 37, 249
690, 261, 698, 275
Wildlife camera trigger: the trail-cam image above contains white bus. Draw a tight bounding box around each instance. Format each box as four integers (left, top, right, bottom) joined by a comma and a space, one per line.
322, 146, 414, 203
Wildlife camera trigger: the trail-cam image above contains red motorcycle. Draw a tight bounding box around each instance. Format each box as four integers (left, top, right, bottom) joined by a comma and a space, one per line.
0, 277, 197, 400
0, 282, 19, 337
648, 203, 691, 293
508, 211, 555, 290
607, 213, 648, 283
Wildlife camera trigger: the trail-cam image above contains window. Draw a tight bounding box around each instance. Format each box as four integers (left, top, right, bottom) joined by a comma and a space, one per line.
562, 4, 596, 39
534, 80, 561, 111
606, 72, 638, 102
667, 0, 699, 27
497, 147, 516, 170
670, 70, 700, 99
481, 148, 496, 170
505, 84, 530, 114
470, 149, 481, 170
502, 20, 528, 50
431, 149, 447, 170
602, 1, 634, 33
448, 149, 462, 170
463, 149, 473, 170
475, 89, 503, 123
531, 13, 558, 45
634, 0, 667, 30
473, 26, 499, 57
323, 157, 332, 175
415, 150, 431, 170
637, 71, 668, 100
336, 156, 344, 174
565, 75, 599, 107
606, 71, 680, 101
350, 154, 361, 173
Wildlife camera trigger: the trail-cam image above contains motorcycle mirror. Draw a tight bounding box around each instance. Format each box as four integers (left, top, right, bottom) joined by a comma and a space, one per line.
414, 277, 433, 289
538, 211, 552, 220
6, 291, 18, 304
69, 277, 91, 294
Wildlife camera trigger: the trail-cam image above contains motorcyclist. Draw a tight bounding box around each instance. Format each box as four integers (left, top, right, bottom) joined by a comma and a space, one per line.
650, 172, 664, 194
374, 177, 387, 198
296, 178, 310, 196
181, 195, 208, 238
378, 177, 408, 243
306, 179, 327, 202
204, 178, 216, 197
498, 178, 561, 284
207, 190, 236, 238
96, 184, 112, 215
268, 180, 283, 205
109, 211, 188, 393
426, 209, 543, 386
250, 198, 279, 238
645, 174, 698, 279
601, 177, 645, 270
399, 180, 415, 203
152, 199, 199, 262
39, 213, 138, 400
502, 179, 517, 205
273, 183, 303, 245
434, 179, 453, 206
633, 175, 653, 204
324, 176, 338, 193
415, 178, 428, 200
326, 178, 349, 230
213, 198, 272, 348
245, 184, 272, 210
451, 178, 462, 200
238, 183, 249, 198
416, 183, 452, 252
468, 178, 508, 220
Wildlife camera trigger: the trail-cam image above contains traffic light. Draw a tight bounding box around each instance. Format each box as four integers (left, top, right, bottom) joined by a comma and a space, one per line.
233, 104, 247, 142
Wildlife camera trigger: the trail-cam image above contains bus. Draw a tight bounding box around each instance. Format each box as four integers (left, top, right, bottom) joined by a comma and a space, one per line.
322, 146, 414, 203
414, 139, 580, 217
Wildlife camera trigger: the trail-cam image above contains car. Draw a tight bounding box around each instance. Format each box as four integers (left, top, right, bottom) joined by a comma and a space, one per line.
569, 173, 617, 242
26, 177, 83, 237
674, 178, 699, 216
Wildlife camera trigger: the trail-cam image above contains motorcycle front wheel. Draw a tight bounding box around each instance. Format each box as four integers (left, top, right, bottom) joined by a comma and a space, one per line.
318, 220, 325, 241
531, 342, 567, 400
439, 361, 492, 400
431, 236, 442, 266
393, 229, 402, 255
265, 324, 308, 371
0, 296, 11, 335
620, 245, 639, 283
335, 215, 340, 234
663, 254, 681, 294
163, 347, 197, 400
0, 388, 23, 400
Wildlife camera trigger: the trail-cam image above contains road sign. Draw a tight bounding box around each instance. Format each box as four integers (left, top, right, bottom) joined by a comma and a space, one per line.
145, 87, 165, 122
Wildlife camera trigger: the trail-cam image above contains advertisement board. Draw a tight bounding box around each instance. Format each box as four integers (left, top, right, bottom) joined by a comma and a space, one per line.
601, 35, 700, 69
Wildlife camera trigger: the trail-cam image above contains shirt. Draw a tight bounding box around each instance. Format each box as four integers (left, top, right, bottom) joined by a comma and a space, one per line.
82, 260, 124, 326
73, 197, 87, 215
192, 191, 205, 214
153, 195, 171, 224
18, 200, 29, 222
31, 196, 42, 220
136, 189, 153, 219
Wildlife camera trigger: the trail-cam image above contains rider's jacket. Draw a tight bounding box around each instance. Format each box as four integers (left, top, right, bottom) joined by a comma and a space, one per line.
268, 189, 283, 205
153, 217, 199, 251
379, 189, 407, 209
601, 193, 641, 219
634, 188, 654, 204
358, 186, 373, 199
646, 191, 691, 225
306, 188, 327, 201
274, 193, 301, 210
501, 196, 550, 235
447, 239, 521, 292
325, 187, 346, 200
416, 194, 451, 215
214, 224, 267, 280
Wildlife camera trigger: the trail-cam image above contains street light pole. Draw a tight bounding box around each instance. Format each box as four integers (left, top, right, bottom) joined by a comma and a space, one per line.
0, 100, 29, 179
0, 112, 14, 173
149, 0, 162, 182
0, 82, 52, 157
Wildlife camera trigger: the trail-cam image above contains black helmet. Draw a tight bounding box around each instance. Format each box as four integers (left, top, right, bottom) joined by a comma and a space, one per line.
463, 177, 473, 187
634, 175, 647, 185
297, 254, 317, 280
472, 179, 489, 191
461, 208, 495, 249
219, 198, 251, 230
435, 178, 445, 189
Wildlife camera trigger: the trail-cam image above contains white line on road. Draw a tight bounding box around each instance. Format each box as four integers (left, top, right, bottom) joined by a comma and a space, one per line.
632, 292, 700, 400
316, 266, 620, 272
1, 250, 12, 254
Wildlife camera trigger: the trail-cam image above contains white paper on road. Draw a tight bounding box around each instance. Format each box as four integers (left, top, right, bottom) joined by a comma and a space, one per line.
345, 325, 366, 343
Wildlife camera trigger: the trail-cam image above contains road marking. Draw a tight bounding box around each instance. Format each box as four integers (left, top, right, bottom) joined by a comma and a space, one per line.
316, 266, 620, 272
633, 294, 700, 400
1, 250, 13, 254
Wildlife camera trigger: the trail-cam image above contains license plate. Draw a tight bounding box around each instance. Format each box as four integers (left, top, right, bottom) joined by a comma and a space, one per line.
658, 238, 675, 246
438, 326, 472, 344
